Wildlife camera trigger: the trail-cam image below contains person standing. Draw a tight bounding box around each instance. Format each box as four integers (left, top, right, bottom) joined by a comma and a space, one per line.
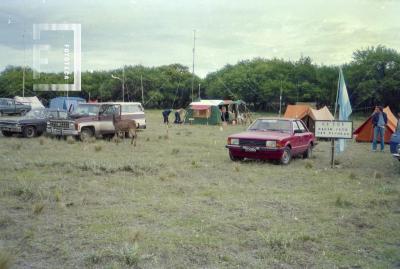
371, 106, 387, 152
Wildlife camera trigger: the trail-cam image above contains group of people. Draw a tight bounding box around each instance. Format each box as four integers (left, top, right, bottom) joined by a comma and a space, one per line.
371, 106, 400, 152
162, 109, 184, 124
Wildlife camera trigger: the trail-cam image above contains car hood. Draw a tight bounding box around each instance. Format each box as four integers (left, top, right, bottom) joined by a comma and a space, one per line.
229, 130, 292, 140
0, 116, 45, 124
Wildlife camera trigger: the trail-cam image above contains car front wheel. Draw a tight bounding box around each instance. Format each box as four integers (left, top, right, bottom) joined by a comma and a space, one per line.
80, 128, 94, 141
23, 126, 37, 138
280, 147, 292, 165
303, 144, 313, 159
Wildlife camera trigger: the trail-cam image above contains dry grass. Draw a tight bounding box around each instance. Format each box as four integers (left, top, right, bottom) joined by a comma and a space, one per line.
0, 110, 399, 268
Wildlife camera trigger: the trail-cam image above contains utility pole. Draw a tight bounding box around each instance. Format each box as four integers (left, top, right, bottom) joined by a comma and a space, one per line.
22, 18, 26, 97
198, 83, 201, 99
141, 74, 144, 104
279, 87, 282, 116
122, 66, 125, 102
111, 66, 125, 102
191, 30, 196, 102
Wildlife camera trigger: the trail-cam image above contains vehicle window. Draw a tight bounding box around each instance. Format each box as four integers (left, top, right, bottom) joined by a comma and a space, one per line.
74, 104, 100, 116
102, 105, 120, 115
297, 121, 306, 132
248, 119, 291, 133
15, 102, 23, 105
7, 100, 13, 105
121, 104, 142, 113
292, 121, 301, 132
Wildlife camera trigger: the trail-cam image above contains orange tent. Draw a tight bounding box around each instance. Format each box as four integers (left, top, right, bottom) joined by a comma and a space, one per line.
284, 105, 334, 132
284, 105, 310, 119
353, 106, 398, 143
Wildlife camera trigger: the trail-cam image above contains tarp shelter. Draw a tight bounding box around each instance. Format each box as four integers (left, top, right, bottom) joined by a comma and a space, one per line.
49, 97, 86, 112
14, 96, 44, 110
185, 99, 246, 125
353, 106, 398, 143
284, 104, 334, 132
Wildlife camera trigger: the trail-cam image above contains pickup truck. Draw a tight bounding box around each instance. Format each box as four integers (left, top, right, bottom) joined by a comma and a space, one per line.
46, 102, 146, 141
0, 98, 31, 116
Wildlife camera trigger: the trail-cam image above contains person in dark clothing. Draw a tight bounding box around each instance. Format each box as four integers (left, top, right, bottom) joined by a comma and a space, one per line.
174, 109, 182, 124
162, 109, 172, 124
371, 106, 388, 152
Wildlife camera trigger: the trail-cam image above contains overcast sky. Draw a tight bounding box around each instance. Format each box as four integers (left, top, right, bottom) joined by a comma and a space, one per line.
1, 0, 399, 77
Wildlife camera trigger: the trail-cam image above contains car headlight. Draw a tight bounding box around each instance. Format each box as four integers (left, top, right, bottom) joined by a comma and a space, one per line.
69, 122, 75, 128
230, 138, 239, 145
265, 140, 277, 148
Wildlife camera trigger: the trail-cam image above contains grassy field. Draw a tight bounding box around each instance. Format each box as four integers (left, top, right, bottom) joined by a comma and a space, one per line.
0, 110, 399, 269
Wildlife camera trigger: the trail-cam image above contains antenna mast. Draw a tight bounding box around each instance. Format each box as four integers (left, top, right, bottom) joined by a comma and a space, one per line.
191, 30, 196, 102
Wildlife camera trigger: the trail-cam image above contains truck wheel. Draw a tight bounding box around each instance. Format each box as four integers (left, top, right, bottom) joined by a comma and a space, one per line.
23, 126, 37, 138
280, 147, 292, 165
80, 128, 94, 142
229, 151, 244, 161
303, 144, 313, 159
1, 130, 13, 137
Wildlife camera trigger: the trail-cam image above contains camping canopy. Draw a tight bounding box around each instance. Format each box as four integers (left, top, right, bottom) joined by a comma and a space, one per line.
185, 99, 246, 125
284, 104, 334, 132
49, 97, 86, 111
353, 106, 398, 143
14, 96, 44, 110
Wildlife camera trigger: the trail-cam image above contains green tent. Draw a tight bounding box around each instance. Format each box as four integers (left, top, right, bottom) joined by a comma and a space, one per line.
184, 99, 246, 125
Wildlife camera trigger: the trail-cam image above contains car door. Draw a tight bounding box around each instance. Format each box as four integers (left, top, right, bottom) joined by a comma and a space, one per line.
291, 121, 303, 155
296, 120, 309, 152
98, 104, 120, 134
5, 100, 15, 114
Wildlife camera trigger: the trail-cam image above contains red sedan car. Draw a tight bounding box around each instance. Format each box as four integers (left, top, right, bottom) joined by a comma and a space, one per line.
226, 118, 315, 164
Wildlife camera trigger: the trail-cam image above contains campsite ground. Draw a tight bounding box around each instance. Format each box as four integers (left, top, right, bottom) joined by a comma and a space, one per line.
0, 110, 399, 269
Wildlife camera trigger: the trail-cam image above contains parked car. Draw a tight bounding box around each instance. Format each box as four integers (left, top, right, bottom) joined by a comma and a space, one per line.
390, 121, 400, 161
0, 108, 68, 138
0, 98, 31, 116
46, 102, 146, 141
226, 118, 315, 164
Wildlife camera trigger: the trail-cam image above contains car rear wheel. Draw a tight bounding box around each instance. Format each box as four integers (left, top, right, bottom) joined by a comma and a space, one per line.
1, 130, 13, 137
280, 147, 292, 165
303, 144, 313, 159
229, 151, 244, 161
80, 128, 94, 142
23, 126, 37, 138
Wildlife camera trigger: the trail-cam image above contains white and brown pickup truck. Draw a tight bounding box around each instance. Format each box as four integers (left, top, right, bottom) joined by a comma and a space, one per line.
46, 102, 146, 140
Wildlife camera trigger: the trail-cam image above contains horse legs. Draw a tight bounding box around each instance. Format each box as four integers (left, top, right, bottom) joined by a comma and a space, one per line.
130, 128, 137, 146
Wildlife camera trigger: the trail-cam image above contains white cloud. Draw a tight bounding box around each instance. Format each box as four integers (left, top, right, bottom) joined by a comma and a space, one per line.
0, 0, 399, 77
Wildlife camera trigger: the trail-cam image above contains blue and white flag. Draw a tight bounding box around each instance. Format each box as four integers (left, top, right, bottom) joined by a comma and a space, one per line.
336, 68, 352, 153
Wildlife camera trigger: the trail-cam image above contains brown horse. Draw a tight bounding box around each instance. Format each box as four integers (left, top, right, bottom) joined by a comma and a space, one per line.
113, 116, 137, 146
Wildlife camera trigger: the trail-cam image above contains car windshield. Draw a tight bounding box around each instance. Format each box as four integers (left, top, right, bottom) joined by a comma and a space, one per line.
248, 119, 291, 133
24, 109, 47, 119
73, 104, 100, 116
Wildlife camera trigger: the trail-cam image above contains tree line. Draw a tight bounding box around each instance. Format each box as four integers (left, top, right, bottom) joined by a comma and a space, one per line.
0, 45, 399, 113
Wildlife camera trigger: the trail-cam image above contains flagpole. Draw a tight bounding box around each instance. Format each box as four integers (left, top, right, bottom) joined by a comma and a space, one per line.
331, 67, 341, 168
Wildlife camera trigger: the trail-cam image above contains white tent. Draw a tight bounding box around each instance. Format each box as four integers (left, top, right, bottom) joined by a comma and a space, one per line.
14, 96, 44, 110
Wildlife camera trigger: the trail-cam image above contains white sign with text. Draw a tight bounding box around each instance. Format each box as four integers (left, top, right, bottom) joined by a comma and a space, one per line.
315, 120, 353, 139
